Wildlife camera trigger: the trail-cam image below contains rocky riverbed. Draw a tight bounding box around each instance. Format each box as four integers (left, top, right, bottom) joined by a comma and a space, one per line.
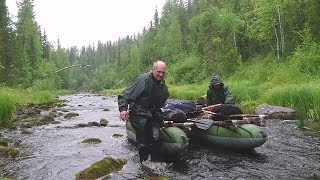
0, 93, 319, 180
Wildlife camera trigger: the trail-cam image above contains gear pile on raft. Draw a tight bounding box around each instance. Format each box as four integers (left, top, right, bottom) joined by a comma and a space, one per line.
126, 98, 267, 156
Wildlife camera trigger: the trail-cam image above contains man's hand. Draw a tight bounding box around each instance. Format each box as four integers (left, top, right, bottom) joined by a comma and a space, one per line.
120, 111, 129, 121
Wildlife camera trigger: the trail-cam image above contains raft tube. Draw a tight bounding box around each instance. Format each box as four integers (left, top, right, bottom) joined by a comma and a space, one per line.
193, 123, 267, 149
126, 121, 189, 155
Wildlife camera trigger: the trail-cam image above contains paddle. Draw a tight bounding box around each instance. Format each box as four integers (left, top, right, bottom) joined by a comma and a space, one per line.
164, 115, 266, 130
163, 118, 213, 130
188, 112, 267, 129
163, 119, 214, 130
187, 118, 214, 130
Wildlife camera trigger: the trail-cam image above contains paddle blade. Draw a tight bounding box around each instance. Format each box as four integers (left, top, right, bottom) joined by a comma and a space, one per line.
192, 119, 213, 130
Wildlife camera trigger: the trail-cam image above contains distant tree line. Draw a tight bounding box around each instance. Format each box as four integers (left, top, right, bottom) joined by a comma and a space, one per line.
1, 0, 319, 91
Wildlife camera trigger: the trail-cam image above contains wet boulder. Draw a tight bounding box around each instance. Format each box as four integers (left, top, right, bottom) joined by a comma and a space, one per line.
0, 139, 8, 147
49, 110, 63, 118
0, 146, 20, 157
112, 134, 124, 138
87, 121, 100, 127
20, 123, 34, 128
21, 129, 32, 134
254, 104, 297, 120
41, 115, 55, 124
75, 157, 128, 180
16, 106, 41, 118
63, 112, 80, 119
100, 118, 109, 126
81, 138, 102, 144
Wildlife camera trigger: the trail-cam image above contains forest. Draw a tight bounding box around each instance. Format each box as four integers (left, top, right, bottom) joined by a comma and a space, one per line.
0, 0, 319, 129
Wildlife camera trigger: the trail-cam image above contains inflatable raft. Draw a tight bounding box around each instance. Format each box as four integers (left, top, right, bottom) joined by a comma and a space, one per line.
125, 121, 189, 155
190, 114, 267, 149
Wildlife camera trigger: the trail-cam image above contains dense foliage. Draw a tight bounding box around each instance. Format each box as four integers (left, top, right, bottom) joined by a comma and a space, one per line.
0, 0, 319, 126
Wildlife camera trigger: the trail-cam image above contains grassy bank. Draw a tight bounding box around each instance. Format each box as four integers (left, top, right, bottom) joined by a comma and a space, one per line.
103, 57, 320, 131
0, 87, 69, 127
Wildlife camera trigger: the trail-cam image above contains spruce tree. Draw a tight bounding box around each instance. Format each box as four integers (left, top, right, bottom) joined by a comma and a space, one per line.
15, 0, 43, 86
0, 0, 15, 85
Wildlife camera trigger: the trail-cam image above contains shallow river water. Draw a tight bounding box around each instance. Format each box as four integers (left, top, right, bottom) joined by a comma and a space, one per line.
1, 93, 319, 180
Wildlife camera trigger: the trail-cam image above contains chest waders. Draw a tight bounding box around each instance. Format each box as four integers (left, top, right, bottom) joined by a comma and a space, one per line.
132, 80, 168, 162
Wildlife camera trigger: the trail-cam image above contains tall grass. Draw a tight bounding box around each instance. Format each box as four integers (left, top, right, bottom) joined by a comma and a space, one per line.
260, 84, 320, 127
228, 54, 320, 127
0, 95, 15, 125
0, 87, 58, 126
167, 83, 207, 100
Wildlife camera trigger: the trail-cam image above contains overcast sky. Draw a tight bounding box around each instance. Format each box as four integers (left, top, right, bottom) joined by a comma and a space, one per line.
6, 0, 167, 48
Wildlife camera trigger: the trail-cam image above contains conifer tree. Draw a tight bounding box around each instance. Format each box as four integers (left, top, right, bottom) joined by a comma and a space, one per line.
0, 0, 13, 84
15, 0, 43, 86
41, 29, 51, 60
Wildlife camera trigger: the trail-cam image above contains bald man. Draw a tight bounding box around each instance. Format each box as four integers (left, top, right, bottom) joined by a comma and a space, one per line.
118, 60, 169, 162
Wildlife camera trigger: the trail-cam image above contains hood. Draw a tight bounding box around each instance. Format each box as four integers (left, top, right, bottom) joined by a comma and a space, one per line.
210, 75, 223, 85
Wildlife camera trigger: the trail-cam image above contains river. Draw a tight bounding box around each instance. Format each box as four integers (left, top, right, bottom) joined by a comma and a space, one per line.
0, 93, 319, 180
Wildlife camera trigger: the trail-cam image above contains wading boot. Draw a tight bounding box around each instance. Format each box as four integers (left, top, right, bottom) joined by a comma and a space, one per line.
150, 141, 161, 162
138, 145, 150, 163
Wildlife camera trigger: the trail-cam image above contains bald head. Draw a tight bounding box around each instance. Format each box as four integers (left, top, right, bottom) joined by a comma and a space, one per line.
152, 60, 166, 81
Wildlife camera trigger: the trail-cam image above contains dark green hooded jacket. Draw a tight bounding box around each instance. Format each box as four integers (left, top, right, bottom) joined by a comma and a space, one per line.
206, 75, 234, 106
118, 72, 169, 119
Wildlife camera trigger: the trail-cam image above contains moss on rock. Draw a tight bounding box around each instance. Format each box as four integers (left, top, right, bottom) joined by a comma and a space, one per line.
75, 157, 128, 180
100, 118, 109, 126
0, 139, 8, 147
0, 177, 15, 180
144, 175, 168, 180
112, 134, 124, 138
81, 138, 102, 144
0, 146, 20, 157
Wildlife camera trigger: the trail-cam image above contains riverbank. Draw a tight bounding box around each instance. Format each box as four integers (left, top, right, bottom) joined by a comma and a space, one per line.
1, 93, 319, 179
0, 82, 319, 132
0, 87, 70, 128
102, 80, 320, 131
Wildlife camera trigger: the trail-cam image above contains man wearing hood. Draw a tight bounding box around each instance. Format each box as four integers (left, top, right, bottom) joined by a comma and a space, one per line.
206, 75, 235, 106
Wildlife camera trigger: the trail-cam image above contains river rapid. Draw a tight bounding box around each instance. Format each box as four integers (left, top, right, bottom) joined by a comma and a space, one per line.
0, 93, 319, 180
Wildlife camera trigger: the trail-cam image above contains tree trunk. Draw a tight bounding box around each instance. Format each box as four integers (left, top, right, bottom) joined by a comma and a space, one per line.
277, 4, 285, 55
274, 25, 280, 59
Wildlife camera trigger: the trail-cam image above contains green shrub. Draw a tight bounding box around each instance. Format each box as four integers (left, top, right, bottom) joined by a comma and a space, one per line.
29, 90, 57, 104
168, 83, 207, 100
290, 30, 320, 77
168, 55, 207, 85
30, 78, 61, 91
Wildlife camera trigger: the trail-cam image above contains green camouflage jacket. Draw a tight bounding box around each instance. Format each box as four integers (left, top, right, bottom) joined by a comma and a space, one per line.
206, 75, 235, 105
118, 72, 169, 118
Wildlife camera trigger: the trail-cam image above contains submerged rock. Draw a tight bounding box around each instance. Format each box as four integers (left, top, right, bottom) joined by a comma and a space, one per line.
63, 112, 80, 119
75, 157, 127, 180
81, 138, 102, 144
112, 134, 124, 138
100, 118, 109, 126
0, 139, 8, 147
41, 115, 55, 124
0, 146, 20, 157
